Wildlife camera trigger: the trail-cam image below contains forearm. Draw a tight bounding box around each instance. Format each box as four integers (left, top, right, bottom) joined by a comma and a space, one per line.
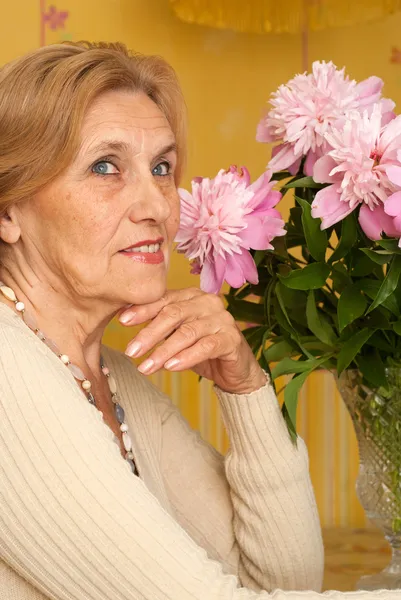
215, 378, 324, 592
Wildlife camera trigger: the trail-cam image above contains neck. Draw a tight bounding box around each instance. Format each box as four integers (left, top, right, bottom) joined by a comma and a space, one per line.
0, 262, 119, 378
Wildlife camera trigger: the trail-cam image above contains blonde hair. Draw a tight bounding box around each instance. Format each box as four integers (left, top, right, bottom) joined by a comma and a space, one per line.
0, 41, 187, 213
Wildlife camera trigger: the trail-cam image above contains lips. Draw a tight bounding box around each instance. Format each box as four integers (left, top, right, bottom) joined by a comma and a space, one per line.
119, 237, 164, 253
118, 238, 165, 264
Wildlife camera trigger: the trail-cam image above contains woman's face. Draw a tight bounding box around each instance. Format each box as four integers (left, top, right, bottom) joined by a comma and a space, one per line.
11, 89, 180, 309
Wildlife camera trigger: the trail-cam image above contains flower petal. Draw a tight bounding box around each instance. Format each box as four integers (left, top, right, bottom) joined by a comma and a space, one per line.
386, 166, 401, 187
268, 143, 300, 173
225, 250, 258, 288
200, 255, 225, 294
384, 191, 401, 217
311, 185, 355, 229
240, 214, 285, 250
359, 204, 383, 240
304, 150, 319, 177
256, 119, 275, 143
356, 76, 383, 106
313, 155, 338, 184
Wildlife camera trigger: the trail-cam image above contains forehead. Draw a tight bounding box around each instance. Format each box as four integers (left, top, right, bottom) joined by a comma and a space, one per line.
80, 89, 175, 153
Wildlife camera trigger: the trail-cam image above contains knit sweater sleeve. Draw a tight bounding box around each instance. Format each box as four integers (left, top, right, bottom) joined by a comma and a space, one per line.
158, 376, 324, 593
0, 323, 398, 600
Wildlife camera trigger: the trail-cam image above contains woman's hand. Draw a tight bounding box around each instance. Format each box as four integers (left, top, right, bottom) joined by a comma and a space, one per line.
119, 288, 267, 395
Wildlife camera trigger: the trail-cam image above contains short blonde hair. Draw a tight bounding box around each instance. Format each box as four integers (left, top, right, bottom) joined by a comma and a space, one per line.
0, 41, 186, 213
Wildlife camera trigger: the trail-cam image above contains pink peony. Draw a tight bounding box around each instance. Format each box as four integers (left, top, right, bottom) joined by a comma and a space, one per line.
175, 166, 286, 294
257, 61, 395, 176
311, 104, 401, 240
381, 164, 401, 246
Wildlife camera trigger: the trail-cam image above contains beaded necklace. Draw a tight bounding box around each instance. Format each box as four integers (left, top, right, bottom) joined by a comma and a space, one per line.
0, 282, 139, 476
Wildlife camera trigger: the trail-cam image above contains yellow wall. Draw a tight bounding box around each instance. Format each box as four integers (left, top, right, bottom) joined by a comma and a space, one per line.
3, 0, 401, 528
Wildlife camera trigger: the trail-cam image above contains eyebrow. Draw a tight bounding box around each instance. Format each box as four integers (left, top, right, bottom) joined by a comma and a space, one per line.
86, 139, 178, 160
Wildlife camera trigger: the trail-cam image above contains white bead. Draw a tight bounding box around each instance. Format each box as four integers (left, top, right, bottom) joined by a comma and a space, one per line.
60, 354, 69, 364
0, 286, 17, 302
24, 311, 38, 331
82, 380, 92, 391
120, 423, 129, 433
122, 432, 132, 452
126, 451, 134, 460
68, 363, 86, 381
15, 301, 25, 312
45, 338, 60, 354
107, 375, 117, 394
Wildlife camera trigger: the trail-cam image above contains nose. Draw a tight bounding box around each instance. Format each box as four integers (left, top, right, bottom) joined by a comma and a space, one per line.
127, 175, 172, 225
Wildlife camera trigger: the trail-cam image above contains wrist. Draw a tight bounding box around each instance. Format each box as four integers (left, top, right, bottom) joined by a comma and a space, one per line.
218, 368, 268, 395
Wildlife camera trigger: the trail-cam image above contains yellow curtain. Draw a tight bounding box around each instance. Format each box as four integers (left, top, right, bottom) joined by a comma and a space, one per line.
169, 0, 401, 34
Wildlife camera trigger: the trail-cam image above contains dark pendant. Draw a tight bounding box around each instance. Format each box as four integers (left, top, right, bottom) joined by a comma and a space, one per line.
87, 392, 96, 406
127, 458, 139, 476
114, 403, 125, 423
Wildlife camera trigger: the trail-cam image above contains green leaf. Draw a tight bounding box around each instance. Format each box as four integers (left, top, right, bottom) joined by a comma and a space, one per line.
264, 340, 296, 361
306, 290, 337, 345
282, 370, 310, 441
329, 214, 357, 264
278, 262, 330, 290
242, 326, 266, 353
275, 282, 293, 328
296, 196, 328, 262
394, 321, 401, 336
275, 282, 306, 310
272, 357, 314, 378
272, 354, 332, 379
366, 331, 394, 352
360, 248, 393, 265
281, 403, 298, 443
377, 239, 401, 252
337, 285, 367, 332
258, 342, 273, 387
357, 350, 388, 389
350, 251, 377, 277
357, 279, 400, 316
331, 263, 352, 294
226, 299, 265, 324
366, 255, 401, 315
283, 176, 322, 189
253, 250, 266, 267
362, 308, 391, 330
337, 328, 375, 374
281, 354, 328, 440
271, 171, 292, 181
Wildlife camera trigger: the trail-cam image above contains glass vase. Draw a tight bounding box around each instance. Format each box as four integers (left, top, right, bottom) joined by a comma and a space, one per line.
338, 369, 401, 591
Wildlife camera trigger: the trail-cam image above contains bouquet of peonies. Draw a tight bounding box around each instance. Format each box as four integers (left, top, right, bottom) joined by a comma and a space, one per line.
176, 61, 401, 440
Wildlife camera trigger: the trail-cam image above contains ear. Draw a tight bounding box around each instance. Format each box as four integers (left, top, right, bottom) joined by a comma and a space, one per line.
0, 206, 21, 244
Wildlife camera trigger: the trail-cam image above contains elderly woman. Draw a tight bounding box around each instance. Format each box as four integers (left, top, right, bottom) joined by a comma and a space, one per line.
0, 42, 392, 600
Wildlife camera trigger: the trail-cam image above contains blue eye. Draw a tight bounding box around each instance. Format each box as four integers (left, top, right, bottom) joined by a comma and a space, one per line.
152, 161, 171, 176
92, 161, 118, 175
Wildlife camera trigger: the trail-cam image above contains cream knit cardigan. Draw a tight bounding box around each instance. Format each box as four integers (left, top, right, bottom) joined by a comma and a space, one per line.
0, 304, 397, 599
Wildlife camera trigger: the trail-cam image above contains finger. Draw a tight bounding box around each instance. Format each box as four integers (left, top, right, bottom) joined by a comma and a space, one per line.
125, 294, 227, 358
135, 318, 225, 374
163, 332, 235, 373
119, 287, 203, 326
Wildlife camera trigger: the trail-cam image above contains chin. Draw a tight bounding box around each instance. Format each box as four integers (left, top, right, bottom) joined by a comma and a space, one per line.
123, 278, 167, 307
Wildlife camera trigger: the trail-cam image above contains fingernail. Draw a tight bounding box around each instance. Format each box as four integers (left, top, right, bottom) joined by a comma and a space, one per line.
120, 311, 136, 324
125, 341, 142, 357
164, 358, 180, 370
137, 358, 154, 374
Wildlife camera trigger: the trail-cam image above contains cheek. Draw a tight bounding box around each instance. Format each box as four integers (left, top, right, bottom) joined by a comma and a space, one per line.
36, 187, 119, 255
166, 191, 180, 239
